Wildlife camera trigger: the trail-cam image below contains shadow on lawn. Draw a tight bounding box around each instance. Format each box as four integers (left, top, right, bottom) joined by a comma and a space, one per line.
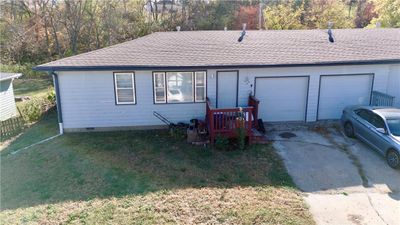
1, 119, 294, 211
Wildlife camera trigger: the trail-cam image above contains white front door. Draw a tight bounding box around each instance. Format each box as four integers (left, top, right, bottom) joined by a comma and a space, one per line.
255, 76, 309, 122
318, 74, 373, 120
217, 71, 238, 108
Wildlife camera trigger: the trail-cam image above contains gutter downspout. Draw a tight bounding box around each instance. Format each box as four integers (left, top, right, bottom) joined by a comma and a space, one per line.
50, 71, 64, 135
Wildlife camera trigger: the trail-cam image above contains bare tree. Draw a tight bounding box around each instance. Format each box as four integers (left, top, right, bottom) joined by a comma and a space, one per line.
62, 0, 86, 54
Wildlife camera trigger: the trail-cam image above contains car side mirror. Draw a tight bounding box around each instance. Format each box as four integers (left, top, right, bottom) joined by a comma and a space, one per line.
376, 128, 387, 134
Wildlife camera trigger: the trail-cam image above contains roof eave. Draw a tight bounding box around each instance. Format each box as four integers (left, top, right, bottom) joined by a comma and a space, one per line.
33, 59, 400, 72
0, 73, 23, 81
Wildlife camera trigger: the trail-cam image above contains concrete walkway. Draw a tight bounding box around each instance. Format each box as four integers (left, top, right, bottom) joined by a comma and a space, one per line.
269, 125, 400, 225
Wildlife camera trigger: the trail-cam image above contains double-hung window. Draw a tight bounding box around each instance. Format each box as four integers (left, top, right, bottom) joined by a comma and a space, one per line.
154, 72, 166, 103
195, 72, 206, 102
114, 72, 136, 104
153, 71, 206, 104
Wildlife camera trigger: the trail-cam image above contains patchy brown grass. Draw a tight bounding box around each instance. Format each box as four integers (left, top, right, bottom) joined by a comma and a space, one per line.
0, 187, 311, 225
0, 112, 314, 225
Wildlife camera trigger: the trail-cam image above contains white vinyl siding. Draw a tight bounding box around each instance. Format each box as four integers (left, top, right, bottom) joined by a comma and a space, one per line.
387, 65, 400, 107
58, 71, 207, 129
57, 64, 394, 130
114, 73, 135, 104
0, 79, 18, 121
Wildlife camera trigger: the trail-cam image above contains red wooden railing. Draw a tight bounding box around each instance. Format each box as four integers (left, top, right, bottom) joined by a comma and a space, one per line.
206, 96, 257, 145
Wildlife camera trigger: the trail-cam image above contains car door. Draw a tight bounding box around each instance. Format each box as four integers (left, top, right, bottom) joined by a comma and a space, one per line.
353, 109, 376, 146
353, 109, 372, 140
367, 113, 391, 154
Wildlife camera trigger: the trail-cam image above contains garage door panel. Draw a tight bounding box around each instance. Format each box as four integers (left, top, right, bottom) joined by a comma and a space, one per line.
256, 77, 308, 122
318, 75, 373, 120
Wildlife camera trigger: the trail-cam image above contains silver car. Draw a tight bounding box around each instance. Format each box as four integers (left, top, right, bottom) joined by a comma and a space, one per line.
341, 106, 400, 169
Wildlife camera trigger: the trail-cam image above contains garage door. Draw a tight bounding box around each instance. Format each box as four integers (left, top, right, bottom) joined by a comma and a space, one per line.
318, 74, 373, 120
255, 77, 309, 122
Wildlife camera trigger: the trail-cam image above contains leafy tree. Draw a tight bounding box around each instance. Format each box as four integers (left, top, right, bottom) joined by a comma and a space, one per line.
304, 0, 354, 29
0, 0, 399, 67
369, 0, 400, 28
187, 1, 240, 30
263, 0, 355, 30
234, 5, 260, 30
263, 0, 304, 30
354, 0, 377, 28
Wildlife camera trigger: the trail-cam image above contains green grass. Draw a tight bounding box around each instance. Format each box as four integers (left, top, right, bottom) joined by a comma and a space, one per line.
13, 78, 53, 98
1, 78, 55, 142
0, 112, 314, 225
0, 110, 58, 152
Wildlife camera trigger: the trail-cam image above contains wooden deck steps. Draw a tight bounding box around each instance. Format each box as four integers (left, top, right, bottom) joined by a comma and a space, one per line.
250, 129, 270, 144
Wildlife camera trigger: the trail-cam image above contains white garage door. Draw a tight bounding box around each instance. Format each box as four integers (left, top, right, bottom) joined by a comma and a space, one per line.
318, 74, 373, 120
256, 77, 309, 122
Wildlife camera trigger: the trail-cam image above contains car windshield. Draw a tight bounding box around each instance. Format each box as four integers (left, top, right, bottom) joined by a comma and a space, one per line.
387, 119, 400, 136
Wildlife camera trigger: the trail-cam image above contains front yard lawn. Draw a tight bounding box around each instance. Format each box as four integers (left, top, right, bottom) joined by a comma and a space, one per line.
0, 112, 314, 225
13, 78, 53, 98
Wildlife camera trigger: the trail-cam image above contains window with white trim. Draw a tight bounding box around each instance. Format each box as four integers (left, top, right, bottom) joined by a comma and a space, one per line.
195, 71, 206, 102
114, 72, 136, 104
154, 72, 166, 103
153, 71, 206, 104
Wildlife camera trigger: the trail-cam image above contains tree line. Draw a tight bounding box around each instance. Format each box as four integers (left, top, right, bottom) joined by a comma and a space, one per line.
0, 0, 399, 66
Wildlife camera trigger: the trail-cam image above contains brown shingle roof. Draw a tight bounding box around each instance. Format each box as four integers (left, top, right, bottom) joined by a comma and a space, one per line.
35, 28, 400, 70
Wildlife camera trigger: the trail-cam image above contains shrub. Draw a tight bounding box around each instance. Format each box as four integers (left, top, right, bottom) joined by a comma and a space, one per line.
19, 98, 42, 122
236, 107, 247, 150
47, 89, 56, 102
19, 89, 56, 123
170, 126, 187, 140
215, 135, 230, 150
236, 127, 246, 151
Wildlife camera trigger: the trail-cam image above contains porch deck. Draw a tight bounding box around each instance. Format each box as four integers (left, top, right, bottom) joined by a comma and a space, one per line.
206, 95, 264, 145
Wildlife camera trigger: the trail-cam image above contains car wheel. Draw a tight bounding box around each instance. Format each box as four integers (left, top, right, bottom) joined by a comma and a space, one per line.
386, 149, 400, 169
344, 122, 355, 138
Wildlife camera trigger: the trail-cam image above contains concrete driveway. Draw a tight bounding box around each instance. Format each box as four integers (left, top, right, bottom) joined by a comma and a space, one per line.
268, 124, 400, 225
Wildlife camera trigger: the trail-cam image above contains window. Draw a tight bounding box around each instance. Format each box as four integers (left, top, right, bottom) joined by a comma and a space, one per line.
114, 73, 135, 104
387, 119, 400, 136
167, 72, 193, 103
356, 109, 373, 123
370, 114, 386, 129
356, 109, 386, 129
195, 71, 206, 102
154, 72, 166, 103
153, 71, 206, 103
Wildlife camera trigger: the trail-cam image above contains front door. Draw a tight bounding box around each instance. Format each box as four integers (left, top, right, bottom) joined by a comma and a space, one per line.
217, 71, 238, 108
